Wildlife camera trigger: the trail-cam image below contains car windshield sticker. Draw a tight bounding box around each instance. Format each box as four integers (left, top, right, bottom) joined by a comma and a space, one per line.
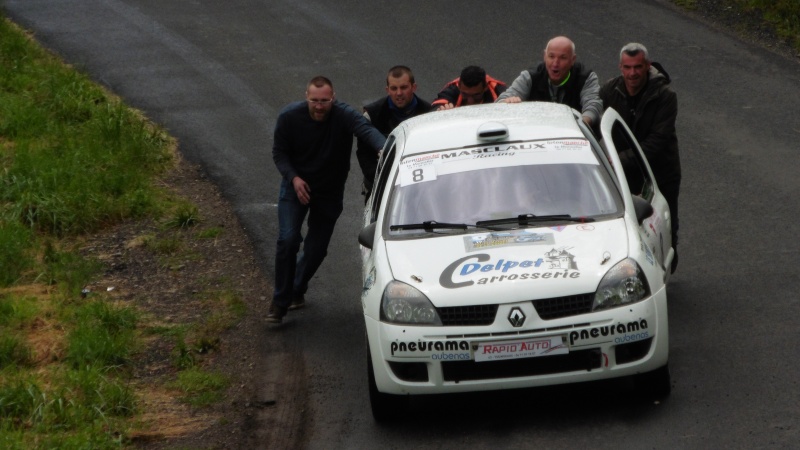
398, 139, 596, 186
399, 153, 438, 186
464, 231, 555, 252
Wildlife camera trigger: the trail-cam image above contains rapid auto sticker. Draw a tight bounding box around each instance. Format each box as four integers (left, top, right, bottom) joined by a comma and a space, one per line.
463, 231, 555, 252
398, 139, 596, 187
474, 336, 568, 362
440, 248, 580, 289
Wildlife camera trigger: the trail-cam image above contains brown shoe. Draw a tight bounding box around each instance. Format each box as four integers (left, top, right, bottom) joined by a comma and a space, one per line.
267, 303, 288, 323
288, 296, 305, 311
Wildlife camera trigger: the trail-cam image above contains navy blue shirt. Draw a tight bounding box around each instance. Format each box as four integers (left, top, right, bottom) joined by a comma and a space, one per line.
273, 100, 386, 195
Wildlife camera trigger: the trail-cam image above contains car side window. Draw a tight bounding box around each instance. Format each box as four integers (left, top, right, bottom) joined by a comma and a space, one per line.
610, 122, 654, 201
369, 137, 396, 223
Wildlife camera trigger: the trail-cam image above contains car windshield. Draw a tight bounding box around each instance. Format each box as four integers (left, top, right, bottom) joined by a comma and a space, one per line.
386, 139, 623, 235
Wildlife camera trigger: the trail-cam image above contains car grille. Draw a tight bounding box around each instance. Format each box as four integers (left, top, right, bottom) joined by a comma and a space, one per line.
436, 293, 594, 326
442, 348, 602, 381
532, 293, 594, 319
437, 305, 498, 326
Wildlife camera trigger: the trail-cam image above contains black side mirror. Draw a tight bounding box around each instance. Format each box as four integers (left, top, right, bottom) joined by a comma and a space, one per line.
632, 196, 654, 225
358, 222, 377, 249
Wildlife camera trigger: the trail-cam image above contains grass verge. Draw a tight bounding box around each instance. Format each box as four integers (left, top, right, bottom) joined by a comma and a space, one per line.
674, 0, 800, 52
0, 16, 243, 448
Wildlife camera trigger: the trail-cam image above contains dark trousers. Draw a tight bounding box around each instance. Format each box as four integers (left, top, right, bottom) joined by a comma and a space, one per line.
273, 179, 343, 308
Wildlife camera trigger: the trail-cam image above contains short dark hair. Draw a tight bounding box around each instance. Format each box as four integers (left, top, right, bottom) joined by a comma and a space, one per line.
620, 43, 650, 62
308, 76, 333, 90
459, 66, 486, 88
387, 65, 415, 85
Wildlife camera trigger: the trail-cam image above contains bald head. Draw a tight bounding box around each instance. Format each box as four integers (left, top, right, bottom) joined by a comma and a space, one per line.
543, 36, 577, 84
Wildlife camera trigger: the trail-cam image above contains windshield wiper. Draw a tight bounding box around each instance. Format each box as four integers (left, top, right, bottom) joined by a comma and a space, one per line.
476, 214, 595, 228
390, 221, 469, 232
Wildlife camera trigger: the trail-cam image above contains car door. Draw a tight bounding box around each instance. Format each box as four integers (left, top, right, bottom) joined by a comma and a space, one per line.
360, 128, 401, 272
600, 108, 674, 277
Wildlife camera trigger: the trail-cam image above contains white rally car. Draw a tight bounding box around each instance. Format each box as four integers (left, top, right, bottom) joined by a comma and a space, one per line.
358, 102, 674, 421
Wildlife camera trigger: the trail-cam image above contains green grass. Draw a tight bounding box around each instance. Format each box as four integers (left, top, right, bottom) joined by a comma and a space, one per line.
169, 367, 229, 407
673, 0, 800, 51
0, 15, 200, 446
0, 335, 32, 368
0, 15, 173, 288
0, 294, 40, 327
741, 0, 800, 49
65, 300, 139, 369
196, 226, 223, 239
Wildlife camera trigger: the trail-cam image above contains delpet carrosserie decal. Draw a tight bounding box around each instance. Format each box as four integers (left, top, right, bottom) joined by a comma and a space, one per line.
463, 231, 554, 252
390, 339, 471, 360
439, 249, 580, 289
568, 319, 649, 346
544, 247, 578, 270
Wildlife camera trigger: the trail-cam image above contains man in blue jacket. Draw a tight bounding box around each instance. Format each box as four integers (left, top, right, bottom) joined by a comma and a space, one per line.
270, 76, 386, 323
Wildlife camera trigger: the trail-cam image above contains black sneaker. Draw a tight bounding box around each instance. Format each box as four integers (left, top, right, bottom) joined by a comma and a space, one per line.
267, 303, 288, 323
289, 295, 305, 311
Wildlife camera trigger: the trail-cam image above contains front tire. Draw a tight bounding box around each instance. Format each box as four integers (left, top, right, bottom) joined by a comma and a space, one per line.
634, 363, 672, 400
367, 344, 408, 421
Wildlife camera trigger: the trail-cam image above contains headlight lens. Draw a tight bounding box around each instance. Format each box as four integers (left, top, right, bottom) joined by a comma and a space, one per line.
593, 258, 650, 311
380, 281, 442, 325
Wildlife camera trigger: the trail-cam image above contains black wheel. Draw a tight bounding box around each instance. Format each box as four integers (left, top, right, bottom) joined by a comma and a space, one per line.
367, 345, 408, 422
634, 363, 672, 400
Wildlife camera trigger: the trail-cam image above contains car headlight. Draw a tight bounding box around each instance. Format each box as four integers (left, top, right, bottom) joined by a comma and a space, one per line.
380, 281, 442, 325
593, 258, 650, 311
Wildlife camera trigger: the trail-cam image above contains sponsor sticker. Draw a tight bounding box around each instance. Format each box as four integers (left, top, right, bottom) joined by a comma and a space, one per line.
399, 160, 437, 186
568, 319, 650, 346
390, 339, 471, 360
463, 231, 554, 252
475, 336, 568, 362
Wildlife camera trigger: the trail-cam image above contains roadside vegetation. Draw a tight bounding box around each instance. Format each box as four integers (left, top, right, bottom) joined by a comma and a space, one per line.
674, 0, 800, 51
0, 17, 240, 448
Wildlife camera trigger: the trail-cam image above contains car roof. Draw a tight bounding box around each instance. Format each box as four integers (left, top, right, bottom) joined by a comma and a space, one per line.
396, 102, 586, 158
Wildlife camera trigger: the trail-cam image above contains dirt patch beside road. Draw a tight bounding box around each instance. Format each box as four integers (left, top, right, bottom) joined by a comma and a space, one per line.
82, 154, 303, 449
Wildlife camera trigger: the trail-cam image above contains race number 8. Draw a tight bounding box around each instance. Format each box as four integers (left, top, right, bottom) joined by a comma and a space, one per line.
400, 164, 437, 186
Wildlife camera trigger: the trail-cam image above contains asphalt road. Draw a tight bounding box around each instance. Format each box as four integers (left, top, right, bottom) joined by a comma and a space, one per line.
6, 0, 800, 448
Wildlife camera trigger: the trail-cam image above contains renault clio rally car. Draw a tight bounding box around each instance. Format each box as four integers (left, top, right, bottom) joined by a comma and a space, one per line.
358, 102, 674, 421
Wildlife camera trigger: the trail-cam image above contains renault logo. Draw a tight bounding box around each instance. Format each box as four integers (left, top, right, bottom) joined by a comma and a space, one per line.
508, 307, 526, 327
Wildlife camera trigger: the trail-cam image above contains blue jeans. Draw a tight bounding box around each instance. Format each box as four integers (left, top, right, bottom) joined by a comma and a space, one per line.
273, 179, 343, 308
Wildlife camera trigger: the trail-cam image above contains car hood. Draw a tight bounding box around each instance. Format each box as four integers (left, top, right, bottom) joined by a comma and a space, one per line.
384, 220, 629, 307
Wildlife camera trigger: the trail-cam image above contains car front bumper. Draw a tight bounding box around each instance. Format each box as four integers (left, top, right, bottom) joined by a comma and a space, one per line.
366, 285, 668, 395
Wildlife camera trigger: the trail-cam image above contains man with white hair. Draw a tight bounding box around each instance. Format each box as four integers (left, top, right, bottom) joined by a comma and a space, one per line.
497, 36, 602, 128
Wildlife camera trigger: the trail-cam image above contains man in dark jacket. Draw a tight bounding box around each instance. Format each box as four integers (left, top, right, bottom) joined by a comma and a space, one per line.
357, 66, 431, 203
269, 76, 386, 323
432, 65, 506, 110
600, 42, 681, 272
497, 36, 602, 128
